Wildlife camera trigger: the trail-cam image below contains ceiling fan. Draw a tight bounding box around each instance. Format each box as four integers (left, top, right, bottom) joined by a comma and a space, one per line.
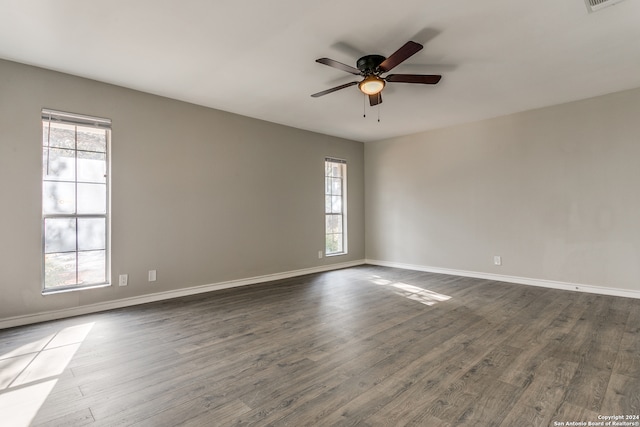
311, 40, 441, 106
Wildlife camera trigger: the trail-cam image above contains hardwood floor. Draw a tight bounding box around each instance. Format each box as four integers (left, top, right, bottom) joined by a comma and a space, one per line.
1, 265, 639, 426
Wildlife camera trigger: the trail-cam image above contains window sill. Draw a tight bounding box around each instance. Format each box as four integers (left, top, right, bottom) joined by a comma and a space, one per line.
326, 252, 347, 257
42, 283, 111, 296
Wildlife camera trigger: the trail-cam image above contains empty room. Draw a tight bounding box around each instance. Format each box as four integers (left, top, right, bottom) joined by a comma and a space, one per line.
1, 0, 639, 426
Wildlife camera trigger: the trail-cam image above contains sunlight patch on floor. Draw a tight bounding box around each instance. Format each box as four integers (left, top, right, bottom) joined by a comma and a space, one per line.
0, 322, 94, 427
370, 276, 451, 306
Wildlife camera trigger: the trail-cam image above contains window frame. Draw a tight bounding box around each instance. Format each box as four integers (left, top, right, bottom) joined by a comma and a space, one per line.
324, 157, 348, 256
41, 109, 112, 294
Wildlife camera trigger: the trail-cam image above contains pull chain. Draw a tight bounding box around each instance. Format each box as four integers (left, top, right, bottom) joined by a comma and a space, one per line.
363, 94, 366, 118
362, 94, 382, 122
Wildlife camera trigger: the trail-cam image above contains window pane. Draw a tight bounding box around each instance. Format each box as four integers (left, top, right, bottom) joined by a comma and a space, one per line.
325, 196, 332, 214
44, 252, 77, 288
43, 181, 76, 214
325, 177, 332, 194
43, 148, 75, 181
331, 178, 342, 195
44, 122, 76, 149
77, 183, 106, 214
326, 215, 343, 234
78, 250, 106, 285
78, 218, 106, 251
331, 196, 342, 214
77, 151, 106, 183
77, 126, 106, 152
44, 218, 76, 253
326, 234, 343, 254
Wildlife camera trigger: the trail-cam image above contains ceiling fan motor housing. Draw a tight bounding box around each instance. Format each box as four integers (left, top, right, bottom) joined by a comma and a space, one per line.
357, 55, 386, 75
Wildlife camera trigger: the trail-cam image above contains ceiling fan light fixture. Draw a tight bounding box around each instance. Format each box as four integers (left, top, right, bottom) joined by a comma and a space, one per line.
358, 75, 385, 95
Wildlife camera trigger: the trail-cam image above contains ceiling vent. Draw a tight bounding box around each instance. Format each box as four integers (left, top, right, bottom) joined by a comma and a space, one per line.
585, 0, 627, 12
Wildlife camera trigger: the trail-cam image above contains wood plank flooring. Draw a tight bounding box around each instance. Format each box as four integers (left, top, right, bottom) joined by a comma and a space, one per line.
1, 265, 639, 426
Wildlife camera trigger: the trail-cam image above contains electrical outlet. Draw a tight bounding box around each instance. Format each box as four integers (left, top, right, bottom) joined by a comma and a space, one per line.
318, 250, 323, 259
148, 270, 157, 282
119, 274, 128, 286
494, 256, 502, 266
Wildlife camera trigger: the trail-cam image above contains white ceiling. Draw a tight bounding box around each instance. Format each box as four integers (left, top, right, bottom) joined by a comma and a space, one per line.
1, 0, 640, 142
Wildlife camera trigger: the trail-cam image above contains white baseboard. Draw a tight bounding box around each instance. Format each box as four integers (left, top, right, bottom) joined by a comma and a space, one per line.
0, 260, 366, 330
365, 259, 640, 300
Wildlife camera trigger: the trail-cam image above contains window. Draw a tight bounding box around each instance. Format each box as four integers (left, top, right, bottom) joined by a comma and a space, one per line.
325, 157, 347, 255
42, 109, 111, 292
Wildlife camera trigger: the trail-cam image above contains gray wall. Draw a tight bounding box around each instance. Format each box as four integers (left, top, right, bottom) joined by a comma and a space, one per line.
366, 87, 640, 291
0, 59, 365, 319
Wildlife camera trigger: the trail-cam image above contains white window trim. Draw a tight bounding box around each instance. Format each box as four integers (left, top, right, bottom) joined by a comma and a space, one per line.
325, 157, 348, 256
41, 109, 112, 294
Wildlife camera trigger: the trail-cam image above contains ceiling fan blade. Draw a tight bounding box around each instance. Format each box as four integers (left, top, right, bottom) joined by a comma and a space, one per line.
311, 81, 358, 98
385, 74, 442, 84
369, 93, 382, 106
316, 58, 361, 75
378, 41, 423, 72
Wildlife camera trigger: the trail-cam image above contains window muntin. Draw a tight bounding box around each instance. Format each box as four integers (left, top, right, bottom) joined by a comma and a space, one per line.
42, 110, 111, 292
325, 158, 347, 255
